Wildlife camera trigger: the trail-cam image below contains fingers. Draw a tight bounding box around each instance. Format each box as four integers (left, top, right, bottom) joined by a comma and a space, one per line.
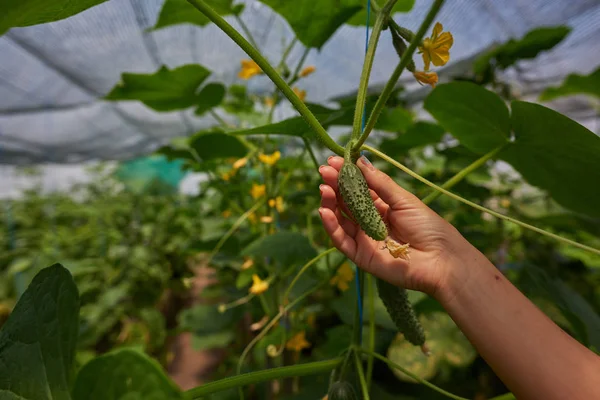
318, 207, 356, 259
320, 184, 357, 237
357, 156, 423, 211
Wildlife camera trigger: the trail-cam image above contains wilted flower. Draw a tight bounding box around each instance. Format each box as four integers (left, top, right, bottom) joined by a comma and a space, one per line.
285, 331, 311, 352
299, 65, 316, 77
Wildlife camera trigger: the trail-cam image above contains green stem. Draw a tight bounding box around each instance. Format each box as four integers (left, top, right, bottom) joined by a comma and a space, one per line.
303, 137, 320, 172
352, 269, 365, 345
282, 248, 337, 304
185, 358, 342, 399
359, 349, 469, 400
354, 0, 445, 151
363, 144, 600, 256
187, 0, 344, 156
234, 14, 259, 50
365, 274, 376, 389
354, 351, 370, 400
351, 0, 399, 141
422, 144, 507, 205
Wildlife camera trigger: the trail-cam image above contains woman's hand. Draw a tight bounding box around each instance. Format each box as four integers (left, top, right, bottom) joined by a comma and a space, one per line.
318, 155, 470, 299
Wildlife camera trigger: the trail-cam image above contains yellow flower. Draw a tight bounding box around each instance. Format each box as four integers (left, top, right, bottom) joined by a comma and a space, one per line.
250, 183, 266, 199
249, 274, 269, 295
268, 196, 285, 213
260, 215, 274, 223
248, 212, 258, 224
232, 157, 248, 170
418, 22, 453, 71
222, 209, 232, 218
241, 258, 254, 270
258, 151, 281, 166
238, 59, 262, 80
329, 262, 354, 291
299, 65, 316, 77
221, 170, 235, 181
413, 71, 439, 88
285, 331, 311, 352
293, 87, 306, 102
264, 97, 275, 107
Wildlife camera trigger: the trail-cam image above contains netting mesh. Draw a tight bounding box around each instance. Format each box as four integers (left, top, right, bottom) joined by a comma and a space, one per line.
0, 0, 599, 164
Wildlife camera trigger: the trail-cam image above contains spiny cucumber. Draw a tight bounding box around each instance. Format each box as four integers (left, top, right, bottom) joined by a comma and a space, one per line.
376, 278, 426, 347
338, 159, 388, 241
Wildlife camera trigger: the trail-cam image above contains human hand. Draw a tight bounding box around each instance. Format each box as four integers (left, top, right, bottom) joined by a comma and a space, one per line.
318, 155, 471, 298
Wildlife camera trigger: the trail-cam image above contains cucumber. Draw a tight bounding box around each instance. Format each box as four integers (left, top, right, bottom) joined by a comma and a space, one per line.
327, 381, 358, 400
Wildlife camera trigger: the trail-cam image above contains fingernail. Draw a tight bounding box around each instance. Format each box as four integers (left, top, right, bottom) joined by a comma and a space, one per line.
327, 155, 334, 163
318, 165, 326, 174
318, 207, 325, 216
319, 184, 326, 194
360, 156, 374, 171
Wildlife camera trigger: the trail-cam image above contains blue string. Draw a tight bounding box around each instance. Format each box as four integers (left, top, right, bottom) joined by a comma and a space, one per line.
354, 0, 372, 343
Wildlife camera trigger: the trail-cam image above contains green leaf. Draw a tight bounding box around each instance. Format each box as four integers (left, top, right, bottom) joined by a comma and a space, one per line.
105, 65, 212, 112
178, 304, 238, 334
0, 264, 79, 400
72, 348, 183, 400
259, 0, 363, 48
375, 107, 414, 133
0, 0, 107, 35
151, 0, 243, 31
425, 82, 510, 154
540, 67, 600, 101
386, 312, 476, 382
189, 130, 247, 160
379, 122, 445, 155
346, 0, 415, 26
191, 331, 236, 351
236, 268, 255, 289
195, 83, 226, 115
500, 101, 600, 217
475, 26, 571, 73
242, 232, 317, 266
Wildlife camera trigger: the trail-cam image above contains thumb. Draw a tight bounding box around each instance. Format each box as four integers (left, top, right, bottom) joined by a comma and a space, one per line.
357, 156, 423, 210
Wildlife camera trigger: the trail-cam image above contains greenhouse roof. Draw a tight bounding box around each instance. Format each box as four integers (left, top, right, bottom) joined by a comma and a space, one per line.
0, 0, 599, 164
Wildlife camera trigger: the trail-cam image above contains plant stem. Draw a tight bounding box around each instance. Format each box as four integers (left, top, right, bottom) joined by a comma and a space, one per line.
359, 348, 469, 400
187, 0, 344, 156
422, 144, 507, 205
363, 144, 600, 256
282, 248, 337, 304
351, 0, 399, 141
354, 351, 370, 400
235, 14, 259, 50
303, 137, 320, 172
354, 0, 445, 151
365, 274, 376, 389
185, 358, 342, 399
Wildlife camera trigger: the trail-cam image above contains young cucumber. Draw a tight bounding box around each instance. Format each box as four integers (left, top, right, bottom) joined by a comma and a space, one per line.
337, 160, 388, 241
376, 277, 426, 347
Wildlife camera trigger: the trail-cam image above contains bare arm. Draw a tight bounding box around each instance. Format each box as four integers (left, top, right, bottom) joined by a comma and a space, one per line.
318, 155, 600, 400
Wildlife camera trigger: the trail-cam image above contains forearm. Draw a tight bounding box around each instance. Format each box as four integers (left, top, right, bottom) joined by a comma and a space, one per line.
436, 237, 600, 400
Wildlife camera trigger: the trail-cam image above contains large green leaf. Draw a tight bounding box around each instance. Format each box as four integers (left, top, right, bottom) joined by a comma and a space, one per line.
178, 304, 238, 334
379, 122, 445, 155
259, 0, 363, 48
242, 231, 317, 266
0, 264, 79, 400
0, 0, 107, 35
151, 0, 243, 31
189, 130, 248, 160
195, 83, 226, 116
105, 65, 213, 112
346, 0, 415, 26
540, 67, 600, 101
500, 101, 600, 217
474, 26, 571, 73
424, 82, 510, 154
72, 348, 183, 400
387, 312, 476, 382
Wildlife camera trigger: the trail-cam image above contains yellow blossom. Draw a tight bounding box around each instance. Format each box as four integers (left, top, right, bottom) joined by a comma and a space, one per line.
247, 212, 258, 224
232, 157, 248, 170
222, 209, 232, 218
293, 87, 306, 102
264, 97, 275, 108
241, 258, 254, 270
413, 71, 439, 88
238, 59, 262, 80
329, 262, 354, 291
285, 331, 311, 352
418, 22, 453, 71
250, 183, 266, 199
268, 196, 285, 213
260, 215, 274, 223
221, 170, 235, 181
258, 151, 281, 166
299, 65, 316, 77
249, 274, 269, 295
